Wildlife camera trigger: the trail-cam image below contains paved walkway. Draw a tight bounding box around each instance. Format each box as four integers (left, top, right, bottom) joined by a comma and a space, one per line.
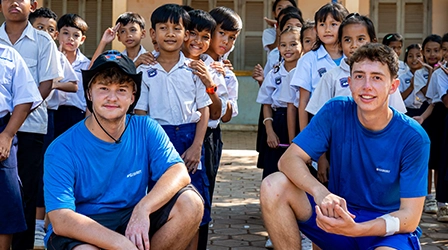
207, 131, 448, 249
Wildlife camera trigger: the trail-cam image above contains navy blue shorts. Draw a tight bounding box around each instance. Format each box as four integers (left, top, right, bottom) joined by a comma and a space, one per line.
298, 194, 421, 250
162, 123, 211, 226
0, 121, 27, 234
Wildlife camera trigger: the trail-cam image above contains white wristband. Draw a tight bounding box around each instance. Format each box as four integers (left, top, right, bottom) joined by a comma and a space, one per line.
379, 214, 400, 236
263, 117, 273, 125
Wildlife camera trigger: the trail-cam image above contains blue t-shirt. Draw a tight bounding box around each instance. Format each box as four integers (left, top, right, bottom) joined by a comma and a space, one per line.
44, 115, 183, 215
293, 97, 429, 213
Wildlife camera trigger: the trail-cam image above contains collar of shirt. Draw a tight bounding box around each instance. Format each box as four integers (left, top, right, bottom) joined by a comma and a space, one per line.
123, 45, 147, 62
72, 49, 90, 68
340, 58, 350, 73
146, 51, 192, 74
0, 22, 37, 45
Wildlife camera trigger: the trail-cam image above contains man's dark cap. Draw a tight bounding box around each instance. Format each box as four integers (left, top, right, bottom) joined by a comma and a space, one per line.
82, 50, 142, 113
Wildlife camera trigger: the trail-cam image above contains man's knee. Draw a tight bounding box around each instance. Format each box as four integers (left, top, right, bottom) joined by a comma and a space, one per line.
73, 244, 101, 250
260, 172, 290, 203
173, 189, 203, 221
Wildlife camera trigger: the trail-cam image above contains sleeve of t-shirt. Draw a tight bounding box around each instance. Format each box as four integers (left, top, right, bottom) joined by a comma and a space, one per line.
135, 66, 149, 112
262, 28, 276, 49
59, 53, 79, 83
306, 72, 333, 115
292, 99, 335, 160
194, 76, 213, 109
256, 71, 274, 105
225, 71, 239, 117
145, 118, 184, 181
38, 34, 63, 83
425, 72, 439, 103
212, 71, 228, 118
389, 90, 407, 113
291, 53, 313, 92
398, 74, 409, 93
399, 126, 430, 198
11, 50, 42, 109
413, 69, 427, 93
437, 71, 448, 100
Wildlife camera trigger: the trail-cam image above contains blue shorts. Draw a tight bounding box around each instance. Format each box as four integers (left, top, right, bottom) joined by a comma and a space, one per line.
0, 117, 27, 234
298, 194, 421, 250
162, 124, 211, 226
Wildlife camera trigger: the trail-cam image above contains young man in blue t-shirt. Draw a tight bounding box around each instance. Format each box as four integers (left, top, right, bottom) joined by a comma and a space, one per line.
260, 43, 430, 249
44, 51, 203, 250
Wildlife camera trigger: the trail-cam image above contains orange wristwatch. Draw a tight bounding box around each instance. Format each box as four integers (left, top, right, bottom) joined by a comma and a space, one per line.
206, 85, 217, 94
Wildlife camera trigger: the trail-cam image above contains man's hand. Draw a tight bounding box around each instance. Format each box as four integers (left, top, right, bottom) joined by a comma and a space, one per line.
315, 193, 355, 219
135, 52, 157, 68
181, 144, 202, 174
0, 132, 13, 161
315, 204, 359, 236
125, 205, 151, 250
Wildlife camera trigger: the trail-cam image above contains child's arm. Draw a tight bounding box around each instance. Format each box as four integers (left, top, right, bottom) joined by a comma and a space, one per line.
400, 76, 414, 100
134, 52, 157, 68
286, 103, 297, 143
0, 103, 32, 160
252, 64, 264, 86
182, 106, 209, 174
418, 59, 435, 95
89, 23, 120, 68
298, 87, 311, 131
413, 103, 434, 124
221, 101, 233, 123
38, 80, 54, 100
52, 80, 78, 93
263, 104, 279, 148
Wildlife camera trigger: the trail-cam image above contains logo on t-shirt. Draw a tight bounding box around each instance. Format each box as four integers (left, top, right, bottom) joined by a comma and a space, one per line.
147, 69, 157, 78
405, 78, 411, 84
318, 68, 327, 77
127, 170, 142, 178
275, 77, 282, 85
339, 77, 348, 87
423, 74, 429, 80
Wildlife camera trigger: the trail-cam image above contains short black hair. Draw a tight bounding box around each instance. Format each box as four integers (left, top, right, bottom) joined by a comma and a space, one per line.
187, 9, 216, 33
276, 6, 302, 24
272, 0, 297, 14
300, 20, 315, 46
116, 12, 145, 30
442, 33, 448, 44
422, 34, 442, 50
150, 4, 190, 30
209, 7, 242, 32
29, 7, 57, 25
382, 33, 403, 46
338, 13, 376, 44
57, 13, 89, 35
181, 5, 194, 12
278, 12, 303, 31
349, 43, 399, 80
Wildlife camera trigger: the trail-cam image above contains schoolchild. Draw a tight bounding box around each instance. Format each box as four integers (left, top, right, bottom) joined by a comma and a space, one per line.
134, 4, 211, 249
291, 2, 349, 132
262, 0, 297, 53
29, 8, 79, 249
437, 33, 448, 222
306, 14, 406, 117
299, 20, 317, 55
55, 14, 91, 137
0, 43, 42, 250
398, 44, 424, 114
414, 33, 448, 215
0, 0, 63, 248
91, 12, 149, 67
382, 33, 408, 76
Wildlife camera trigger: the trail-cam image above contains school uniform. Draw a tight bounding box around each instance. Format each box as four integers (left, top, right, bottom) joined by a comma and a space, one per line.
278, 68, 297, 107
136, 51, 212, 226
306, 59, 407, 115
0, 44, 42, 235
262, 27, 276, 52
402, 68, 430, 117
54, 49, 90, 138
256, 63, 291, 178
264, 47, 281, 77
224, 68, 239, 117
123, 45, 146, 63
0, 22, 63, 249
398, 60, 409, 77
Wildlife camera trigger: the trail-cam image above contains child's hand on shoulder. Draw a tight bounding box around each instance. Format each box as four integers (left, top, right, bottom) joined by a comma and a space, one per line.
418, 59, 433, 72
210, 61, 225, 76
264, 17, 277, 28
134, 52, 157, 68
189, 60, 213, 87
222, 59, 234, 71
101, 23, 120, 44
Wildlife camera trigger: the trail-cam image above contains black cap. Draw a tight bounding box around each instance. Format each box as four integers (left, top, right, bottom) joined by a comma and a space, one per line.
82, 50, 142, 114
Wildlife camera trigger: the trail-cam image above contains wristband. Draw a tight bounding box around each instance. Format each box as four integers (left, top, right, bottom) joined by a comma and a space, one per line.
206, 85, 217, 94
263, 117, 273, 125
378, 214, 400, 236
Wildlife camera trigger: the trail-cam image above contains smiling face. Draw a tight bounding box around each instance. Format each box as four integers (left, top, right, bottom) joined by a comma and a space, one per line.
316, 14, 341, 46
58, 26, 86, 53
150, 20, 187, 54
405, 48, 423, 72
423, 41, 442, 66
349, 59, 399, 115
183, 28, 211, 60
32, 17, 58, 40
341, 23, 371, 59
0, 0, 36, 23
279, 31, 302, 66
117, 22, 146, 49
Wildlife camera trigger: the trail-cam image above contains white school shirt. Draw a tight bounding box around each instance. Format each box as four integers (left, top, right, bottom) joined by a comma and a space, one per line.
123, 45, 147, 63
256, 63, 290, 109
58, 49, 90, 111
0, 22, 62, 134
411, 67, 430, 108
224, 68, 239, 117
291, 45, 339, 96
136, 52, 212, 126
47, 51, 79, 110
0, 44, 42, 118
277, 67, 299, 107
306, 59, 406, 115
426, 68, 448, 104
201, 54, 229, 128
262, 28, 276, 52
398, 60, 409, 77
264, 48, 281, 77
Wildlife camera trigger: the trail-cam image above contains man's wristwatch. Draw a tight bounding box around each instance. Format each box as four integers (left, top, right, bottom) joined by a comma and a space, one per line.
206, 85, 217, 94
